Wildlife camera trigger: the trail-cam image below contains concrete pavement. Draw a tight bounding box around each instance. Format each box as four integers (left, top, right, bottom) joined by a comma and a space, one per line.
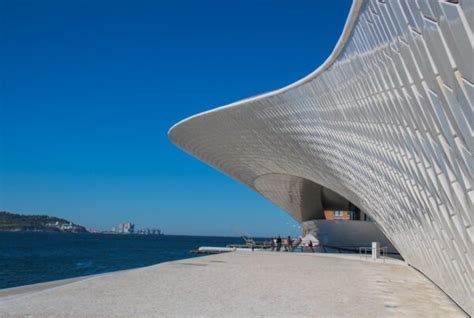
0, 252, 466, 317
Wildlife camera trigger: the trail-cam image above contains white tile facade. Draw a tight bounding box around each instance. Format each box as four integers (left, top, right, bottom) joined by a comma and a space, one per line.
169, 0, 473, 313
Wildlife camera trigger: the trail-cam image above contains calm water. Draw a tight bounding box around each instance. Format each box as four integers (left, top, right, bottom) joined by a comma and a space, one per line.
0, 232, 249, 289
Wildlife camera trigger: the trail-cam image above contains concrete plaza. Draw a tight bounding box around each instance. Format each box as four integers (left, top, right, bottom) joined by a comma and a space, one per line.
0, 252, 466, 317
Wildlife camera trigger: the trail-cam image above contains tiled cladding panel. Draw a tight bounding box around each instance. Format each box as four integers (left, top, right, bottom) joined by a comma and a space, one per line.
169, 0, 473, 313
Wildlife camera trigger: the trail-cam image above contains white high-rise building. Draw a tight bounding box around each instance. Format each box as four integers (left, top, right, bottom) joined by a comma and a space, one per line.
117, 222, 134, 234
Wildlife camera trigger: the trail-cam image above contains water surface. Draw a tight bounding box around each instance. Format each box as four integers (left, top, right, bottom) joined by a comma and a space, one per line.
0, 232, 248, 289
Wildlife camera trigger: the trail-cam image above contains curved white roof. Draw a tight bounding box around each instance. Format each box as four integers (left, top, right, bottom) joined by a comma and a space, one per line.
169, 0, 473, 314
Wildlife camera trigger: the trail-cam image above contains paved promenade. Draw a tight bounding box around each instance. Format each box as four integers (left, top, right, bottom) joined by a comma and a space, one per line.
0, 252, 466, 317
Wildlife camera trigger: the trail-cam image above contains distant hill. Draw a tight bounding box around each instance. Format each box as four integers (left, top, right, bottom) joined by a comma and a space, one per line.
0, 211, 88, 233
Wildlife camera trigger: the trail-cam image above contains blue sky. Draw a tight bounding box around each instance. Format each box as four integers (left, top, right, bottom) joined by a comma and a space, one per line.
1, 0, 352, 237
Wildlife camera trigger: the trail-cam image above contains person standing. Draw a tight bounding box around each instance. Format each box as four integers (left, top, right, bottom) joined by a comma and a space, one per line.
270, 238, 276, 251
287, 236, 293, 252
276, 236, 282, 251
308, 240, 315, 253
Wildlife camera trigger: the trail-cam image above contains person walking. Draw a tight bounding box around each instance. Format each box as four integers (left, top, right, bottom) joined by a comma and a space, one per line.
308, 240, 315, 253
287, 236, 293, 252
270, 238, 276, 251
276, 236, 282, 251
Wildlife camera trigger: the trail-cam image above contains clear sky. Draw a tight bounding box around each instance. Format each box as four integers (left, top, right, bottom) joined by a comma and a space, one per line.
1, 0, 352, 237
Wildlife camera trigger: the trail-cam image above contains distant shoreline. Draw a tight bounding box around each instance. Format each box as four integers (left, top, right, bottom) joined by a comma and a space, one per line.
0, 211, 88, 233
0, 229, 93, 234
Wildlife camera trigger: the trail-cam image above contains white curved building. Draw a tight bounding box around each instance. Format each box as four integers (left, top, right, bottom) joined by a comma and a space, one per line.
169, 0, 473, 314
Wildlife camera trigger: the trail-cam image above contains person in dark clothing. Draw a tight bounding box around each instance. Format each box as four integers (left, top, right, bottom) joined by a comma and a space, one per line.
287, 236, 293, 252
276, 236, 282, 251
308, 240, 315, 253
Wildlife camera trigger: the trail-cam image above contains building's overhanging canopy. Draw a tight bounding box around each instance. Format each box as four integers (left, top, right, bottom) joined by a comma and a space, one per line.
168, 0, 474, 314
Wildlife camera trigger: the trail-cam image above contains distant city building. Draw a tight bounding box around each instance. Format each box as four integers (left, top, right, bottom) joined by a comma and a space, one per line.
116, 222, 134, 234
136, 228, 162, 235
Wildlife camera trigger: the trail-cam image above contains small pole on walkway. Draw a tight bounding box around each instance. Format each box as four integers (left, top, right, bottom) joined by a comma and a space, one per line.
371, 242, 380, 260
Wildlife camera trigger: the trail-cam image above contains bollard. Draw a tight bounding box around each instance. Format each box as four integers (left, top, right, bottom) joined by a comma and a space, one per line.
372, 242, 380, 260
